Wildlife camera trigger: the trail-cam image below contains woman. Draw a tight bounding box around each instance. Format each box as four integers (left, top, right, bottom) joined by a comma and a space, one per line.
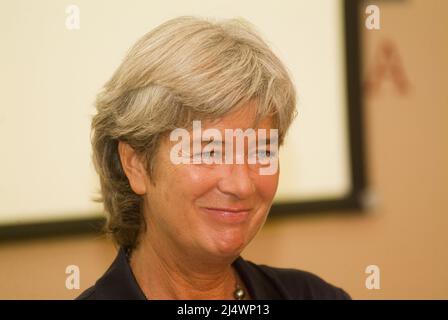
77, 16, 350, 300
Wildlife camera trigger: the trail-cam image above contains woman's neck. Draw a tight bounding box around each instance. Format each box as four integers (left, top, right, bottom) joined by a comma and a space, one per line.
129, 235, 241, 300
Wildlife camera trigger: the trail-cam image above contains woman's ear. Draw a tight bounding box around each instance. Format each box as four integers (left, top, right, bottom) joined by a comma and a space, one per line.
118, 141, 147, 195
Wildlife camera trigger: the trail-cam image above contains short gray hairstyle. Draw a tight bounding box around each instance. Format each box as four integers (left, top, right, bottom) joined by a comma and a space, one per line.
91, 16, 297, 250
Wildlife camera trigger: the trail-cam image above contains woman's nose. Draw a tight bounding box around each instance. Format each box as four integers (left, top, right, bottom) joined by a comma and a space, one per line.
217, 163, 256, 200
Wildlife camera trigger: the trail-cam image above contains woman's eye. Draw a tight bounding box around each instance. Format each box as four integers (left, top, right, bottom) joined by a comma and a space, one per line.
202, 150, 220, 158
257, 150, 275, 158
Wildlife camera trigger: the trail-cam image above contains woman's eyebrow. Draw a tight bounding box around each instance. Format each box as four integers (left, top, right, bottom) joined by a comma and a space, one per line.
192, 137, 223, 143
192, 135, 278, 145
198, 138, 276, 144
257, 138, 279, 145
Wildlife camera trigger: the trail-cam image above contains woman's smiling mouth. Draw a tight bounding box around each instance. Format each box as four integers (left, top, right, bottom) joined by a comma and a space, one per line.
200, 207, 252, 224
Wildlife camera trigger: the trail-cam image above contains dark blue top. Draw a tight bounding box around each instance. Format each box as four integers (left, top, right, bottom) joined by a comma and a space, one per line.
76, 248, 350, 300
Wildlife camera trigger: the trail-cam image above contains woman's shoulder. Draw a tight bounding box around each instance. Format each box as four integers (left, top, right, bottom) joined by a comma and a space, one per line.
75, 286, 97, 300
237, 258, 351, 300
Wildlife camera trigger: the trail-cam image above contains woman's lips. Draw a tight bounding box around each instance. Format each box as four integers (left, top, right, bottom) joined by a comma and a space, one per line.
200, 207, 252, 223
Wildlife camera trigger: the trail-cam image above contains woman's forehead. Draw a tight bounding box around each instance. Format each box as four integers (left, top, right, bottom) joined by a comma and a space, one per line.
204, 116, 274, 131
203, 101, 275, 130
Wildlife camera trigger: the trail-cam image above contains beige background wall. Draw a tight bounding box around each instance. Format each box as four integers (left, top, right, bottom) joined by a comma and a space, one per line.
1, 0, 447, 299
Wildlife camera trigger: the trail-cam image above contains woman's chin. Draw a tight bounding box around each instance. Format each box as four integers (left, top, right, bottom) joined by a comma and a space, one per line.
196, 214, 256, 258
206, 232, 247, 258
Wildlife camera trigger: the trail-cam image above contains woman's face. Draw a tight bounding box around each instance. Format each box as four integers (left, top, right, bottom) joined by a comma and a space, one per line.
142, 103, 279, 260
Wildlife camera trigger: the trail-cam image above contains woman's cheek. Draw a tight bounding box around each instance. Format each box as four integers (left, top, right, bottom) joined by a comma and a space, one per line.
257, 174, 279, 201
179, 165, 219, 195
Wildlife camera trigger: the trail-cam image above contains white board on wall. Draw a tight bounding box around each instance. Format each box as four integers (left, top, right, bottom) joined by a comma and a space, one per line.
0, 0, 351, 226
